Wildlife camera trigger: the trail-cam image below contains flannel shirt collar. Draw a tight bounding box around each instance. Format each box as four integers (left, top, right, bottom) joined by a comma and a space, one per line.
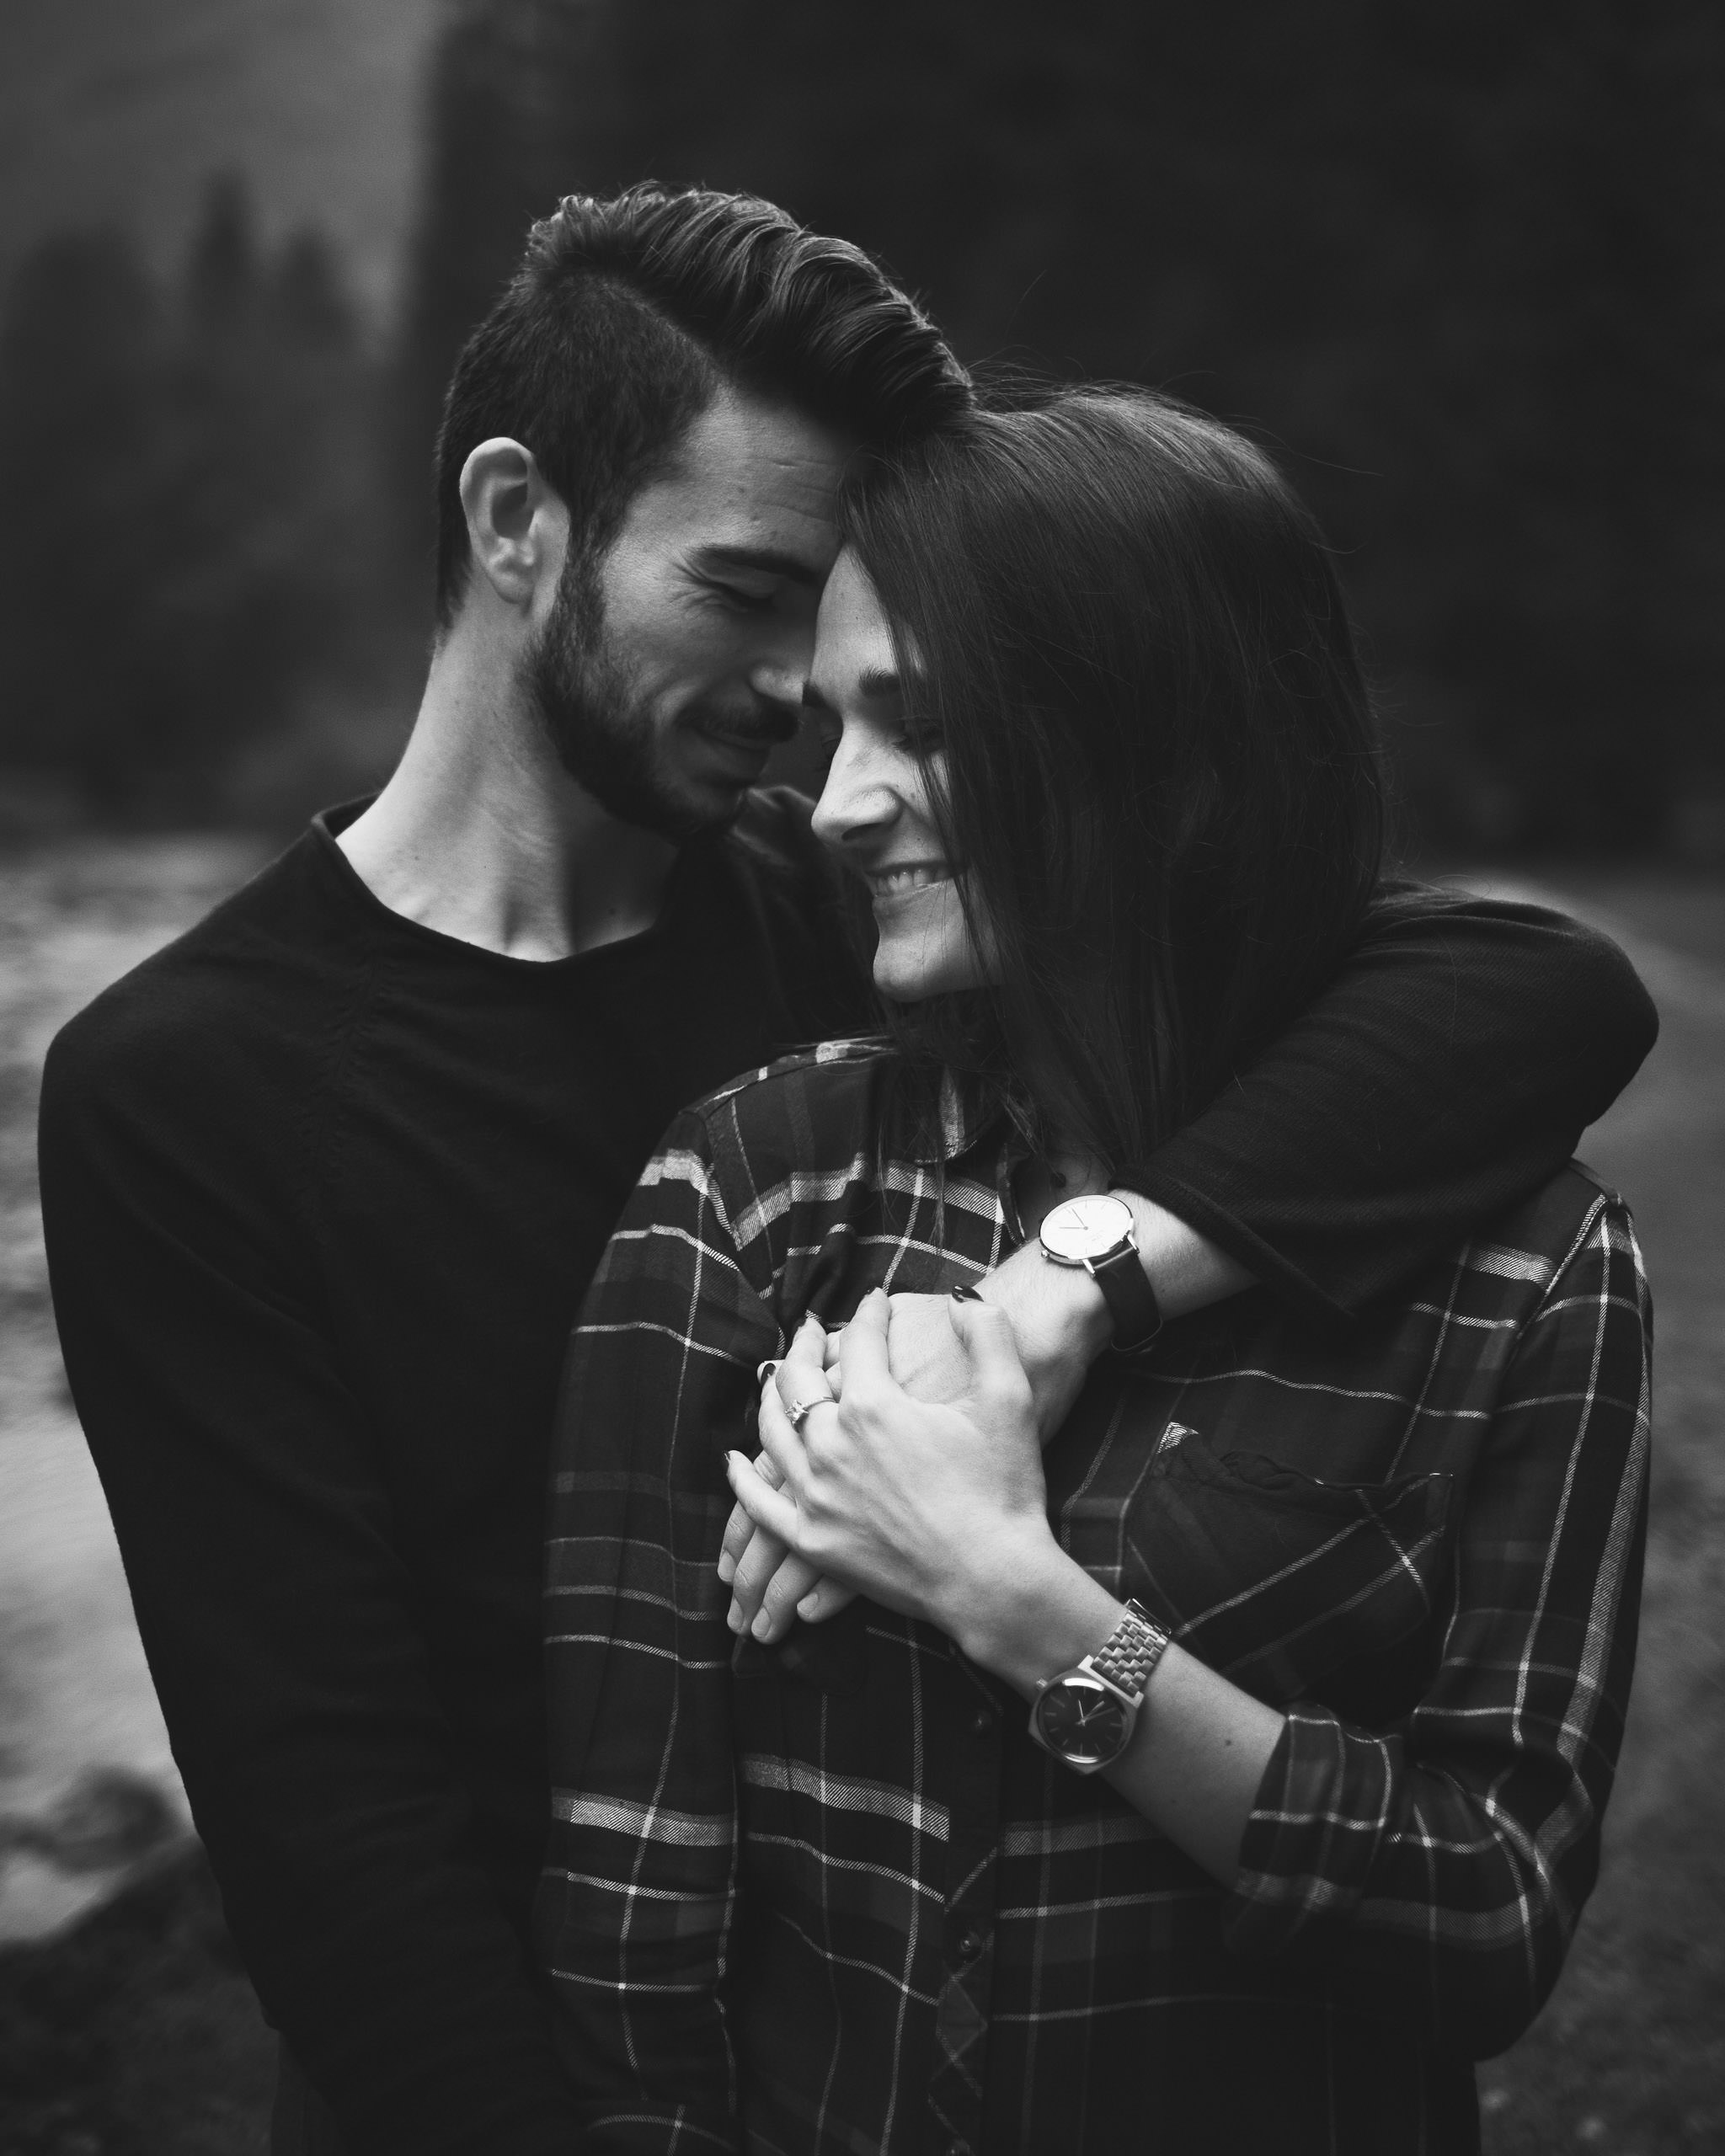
900, 1062, 1039, 1245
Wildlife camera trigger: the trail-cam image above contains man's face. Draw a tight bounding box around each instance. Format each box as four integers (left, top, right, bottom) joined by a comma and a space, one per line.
525, 387, 852, 841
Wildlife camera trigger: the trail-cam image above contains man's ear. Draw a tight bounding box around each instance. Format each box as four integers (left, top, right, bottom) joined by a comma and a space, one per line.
459, 437, 569, 610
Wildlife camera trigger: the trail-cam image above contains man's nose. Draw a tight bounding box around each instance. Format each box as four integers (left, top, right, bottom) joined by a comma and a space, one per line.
748, 637, 814, 715
811, 733, 898, 851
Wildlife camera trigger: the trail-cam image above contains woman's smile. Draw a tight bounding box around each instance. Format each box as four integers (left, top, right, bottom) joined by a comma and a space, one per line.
865, 860, 956, 906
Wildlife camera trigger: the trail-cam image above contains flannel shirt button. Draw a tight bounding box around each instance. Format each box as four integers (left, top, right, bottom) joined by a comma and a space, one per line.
945, 2143, 969, 2156
966, 1703, 995, 1737
956, 1924, 985, 1963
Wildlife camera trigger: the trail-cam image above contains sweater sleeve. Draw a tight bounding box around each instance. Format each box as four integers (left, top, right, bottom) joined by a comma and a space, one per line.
537, 1109, 780, 2151
37, 1014, 579, 2156
1115, 883, 1658, 1322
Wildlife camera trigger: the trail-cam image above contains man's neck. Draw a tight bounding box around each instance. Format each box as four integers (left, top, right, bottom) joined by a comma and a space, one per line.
338, 640, 679, 963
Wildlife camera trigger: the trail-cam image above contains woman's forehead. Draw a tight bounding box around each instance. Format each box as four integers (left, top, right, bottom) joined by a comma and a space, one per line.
811, 551, 927, 710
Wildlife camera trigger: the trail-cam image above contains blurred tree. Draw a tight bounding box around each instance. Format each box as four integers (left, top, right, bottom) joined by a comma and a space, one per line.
401, 0, 1725, 853
0, 173, 406, 820
186, 169, 260, 345
394, 0, 610, 569
0, 230, 163, 801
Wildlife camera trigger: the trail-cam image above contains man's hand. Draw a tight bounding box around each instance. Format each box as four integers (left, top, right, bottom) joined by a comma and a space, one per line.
726, 1294, 1055, 1643
720, 1265, 1103, 1642
719, 1198, 1252, 1643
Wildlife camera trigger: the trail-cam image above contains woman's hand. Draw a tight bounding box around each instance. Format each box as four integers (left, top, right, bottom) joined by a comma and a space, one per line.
724, 1288, 1057, 1646
718, 1291, 997, 1641
718, 1416, 854, 1641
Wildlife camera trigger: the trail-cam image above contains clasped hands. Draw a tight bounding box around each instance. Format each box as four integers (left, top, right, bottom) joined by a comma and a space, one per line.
720, 1286, 1055, 1646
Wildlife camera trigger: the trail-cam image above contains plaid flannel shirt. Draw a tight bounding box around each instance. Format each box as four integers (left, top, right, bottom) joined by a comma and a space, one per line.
537, 1043, 1649, 2156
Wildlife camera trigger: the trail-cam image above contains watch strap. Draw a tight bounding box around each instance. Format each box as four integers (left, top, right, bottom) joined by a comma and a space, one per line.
1089, 1241, 1162, 1353
1085, 1600, 1172, 1703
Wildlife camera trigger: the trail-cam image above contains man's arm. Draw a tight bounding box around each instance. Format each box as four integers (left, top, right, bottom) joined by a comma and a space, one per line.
38, 1022, 578, 2156
1116, 883, 1657, 1321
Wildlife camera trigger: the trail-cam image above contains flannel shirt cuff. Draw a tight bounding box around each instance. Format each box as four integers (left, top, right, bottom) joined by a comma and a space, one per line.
1223, 1703, 1395, 1958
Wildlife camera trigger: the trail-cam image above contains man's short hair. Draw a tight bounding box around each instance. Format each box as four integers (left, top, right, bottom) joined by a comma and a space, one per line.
433, 183, 974, 628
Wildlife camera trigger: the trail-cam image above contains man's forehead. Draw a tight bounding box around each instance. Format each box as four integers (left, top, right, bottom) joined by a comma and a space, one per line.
631, 386, 853, 568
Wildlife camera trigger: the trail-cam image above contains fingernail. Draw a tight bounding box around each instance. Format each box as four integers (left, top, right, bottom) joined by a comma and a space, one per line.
727, 1600, 744, 1633
951, 1283, 984, 1303
751, 1609, 773, 1640
716, 1553, 734, 1584
756, 1359, 782, 1385
797, 1593, 820, 1621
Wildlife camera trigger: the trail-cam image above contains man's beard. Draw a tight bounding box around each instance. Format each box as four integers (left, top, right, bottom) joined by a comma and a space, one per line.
521, 552, 793, 843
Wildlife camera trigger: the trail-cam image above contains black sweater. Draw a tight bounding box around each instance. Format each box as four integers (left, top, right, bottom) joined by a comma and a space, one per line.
38, 792, 1655, 2156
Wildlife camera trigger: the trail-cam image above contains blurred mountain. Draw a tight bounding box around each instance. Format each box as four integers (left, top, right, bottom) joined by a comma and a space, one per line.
0, 0, 440, 326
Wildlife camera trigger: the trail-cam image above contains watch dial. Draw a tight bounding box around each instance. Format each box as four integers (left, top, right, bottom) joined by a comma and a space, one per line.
1040, 1193, 1134, 1263
1035, 1674, 1130, 1764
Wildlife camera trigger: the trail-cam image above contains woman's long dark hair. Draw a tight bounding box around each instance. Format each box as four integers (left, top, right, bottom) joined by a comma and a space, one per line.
838, 387, 1385, 1172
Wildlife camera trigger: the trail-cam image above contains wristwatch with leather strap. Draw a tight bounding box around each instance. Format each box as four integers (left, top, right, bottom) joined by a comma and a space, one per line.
1028, 1599, 1172, 1774
1037, 1191, 1162, 1351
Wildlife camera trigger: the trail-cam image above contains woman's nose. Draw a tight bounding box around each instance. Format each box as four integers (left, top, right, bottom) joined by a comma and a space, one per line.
811, 733, 898, 851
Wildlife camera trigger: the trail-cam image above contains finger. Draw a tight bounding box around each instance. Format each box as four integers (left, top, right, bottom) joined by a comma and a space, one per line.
756, 1379, 814, 1488
729, 1513, 791, 1632
836, 1285, 892, 1395
750, 1550, 825, 1643
797, 1577, 859, 1625
948, 1294, 1033, 1405
724, 1451, 801, 1547
718, 1419, 789, 1581
775, 1311, 830, 1410
717, 1497, 755, 1583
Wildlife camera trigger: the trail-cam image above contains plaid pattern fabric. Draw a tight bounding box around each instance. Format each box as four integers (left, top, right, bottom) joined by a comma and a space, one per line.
537, 1044, 1650, 2156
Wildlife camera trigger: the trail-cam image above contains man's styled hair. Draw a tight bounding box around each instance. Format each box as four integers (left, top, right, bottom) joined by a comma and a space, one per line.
841, 387, 1386, 1175
433, 184, 973, 628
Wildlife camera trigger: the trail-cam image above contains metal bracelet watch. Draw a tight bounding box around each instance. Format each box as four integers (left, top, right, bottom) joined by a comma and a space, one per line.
1028, 1599, 1172, 1774
1037, 1192, 1162, 1351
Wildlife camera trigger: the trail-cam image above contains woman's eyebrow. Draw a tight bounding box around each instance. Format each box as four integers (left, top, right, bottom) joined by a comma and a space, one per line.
801, 669, 903, 712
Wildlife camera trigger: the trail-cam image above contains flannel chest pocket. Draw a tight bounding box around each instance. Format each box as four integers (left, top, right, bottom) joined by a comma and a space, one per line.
1097, 1437, 1452, 1708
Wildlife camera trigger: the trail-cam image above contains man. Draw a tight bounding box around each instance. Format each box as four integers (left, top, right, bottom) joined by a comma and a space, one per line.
39, 185, 1653, 2156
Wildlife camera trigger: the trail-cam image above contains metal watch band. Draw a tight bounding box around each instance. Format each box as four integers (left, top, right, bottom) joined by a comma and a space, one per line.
1089, 1241, 1162, 1353
1086, 1600, 1171, 1702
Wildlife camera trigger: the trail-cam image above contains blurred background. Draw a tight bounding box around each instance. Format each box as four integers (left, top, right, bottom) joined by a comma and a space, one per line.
0, 3, 1720, 2150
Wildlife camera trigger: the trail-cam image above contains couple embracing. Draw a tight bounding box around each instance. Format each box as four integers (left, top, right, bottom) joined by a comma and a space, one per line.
43, 184, 1653, 2156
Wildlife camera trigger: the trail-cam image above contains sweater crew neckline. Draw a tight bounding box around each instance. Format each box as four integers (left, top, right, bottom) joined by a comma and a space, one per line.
309, 798, 707, 979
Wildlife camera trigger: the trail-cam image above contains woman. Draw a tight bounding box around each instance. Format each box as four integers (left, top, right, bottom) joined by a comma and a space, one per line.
537, 390, 1649, 2154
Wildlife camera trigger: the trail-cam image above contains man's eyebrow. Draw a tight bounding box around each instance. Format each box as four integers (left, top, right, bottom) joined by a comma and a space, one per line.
691, 544, 826, 589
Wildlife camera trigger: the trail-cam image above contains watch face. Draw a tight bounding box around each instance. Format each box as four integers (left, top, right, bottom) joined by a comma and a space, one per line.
1032, 1673, 1132, 1767
1039, 1192, 1135, 1266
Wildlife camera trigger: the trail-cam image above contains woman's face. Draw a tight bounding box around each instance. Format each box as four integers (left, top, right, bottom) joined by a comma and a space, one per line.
808, 551, 985, 1001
